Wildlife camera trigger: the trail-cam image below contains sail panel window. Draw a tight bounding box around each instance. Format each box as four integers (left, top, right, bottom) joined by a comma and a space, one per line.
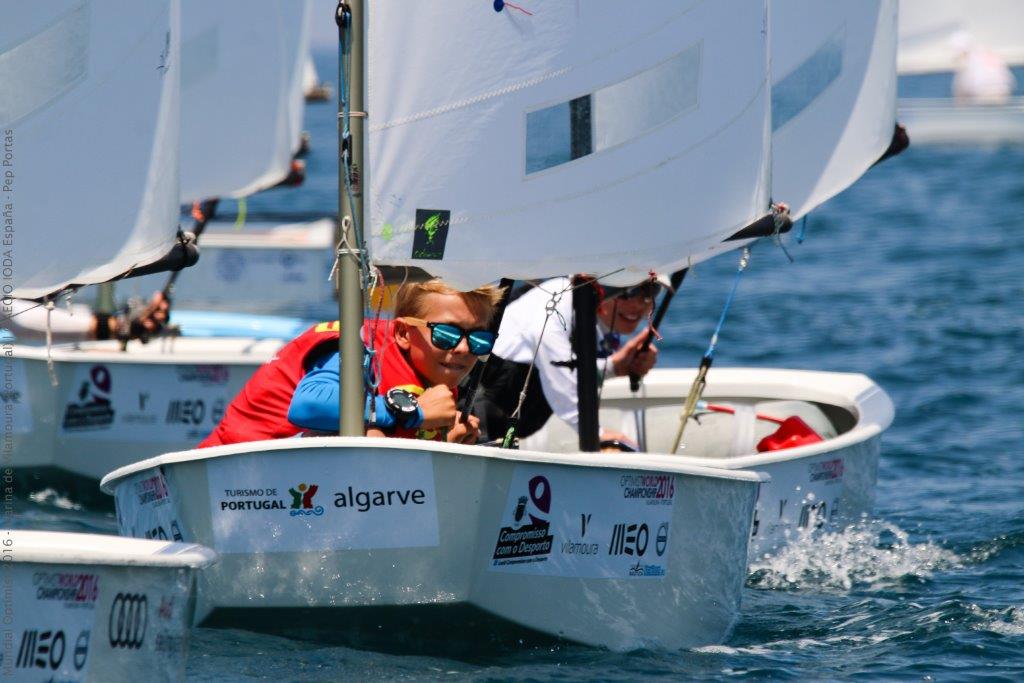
0, 2, 90, 129
771, 30, 844, 132
525, 43, 702, 175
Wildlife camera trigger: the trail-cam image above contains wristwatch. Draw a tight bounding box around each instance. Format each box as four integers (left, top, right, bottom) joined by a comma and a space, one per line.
384, 388, 422, 428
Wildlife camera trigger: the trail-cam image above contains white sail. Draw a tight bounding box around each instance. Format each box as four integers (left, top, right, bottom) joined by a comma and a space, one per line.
771, 0, 898, 221
4, 1, 180, 300
898, 0, 1024, 74
303, 54, 320, 97
367, 0, 771, 288
179, 0, 310, 202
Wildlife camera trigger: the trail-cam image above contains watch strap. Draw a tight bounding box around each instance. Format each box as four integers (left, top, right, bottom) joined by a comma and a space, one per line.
365, 395, 396, 429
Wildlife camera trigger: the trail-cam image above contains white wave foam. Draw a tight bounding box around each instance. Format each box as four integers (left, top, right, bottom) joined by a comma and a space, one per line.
969, 604, 1024, 636
28, 488, 83, 511
748, 520, 961, 592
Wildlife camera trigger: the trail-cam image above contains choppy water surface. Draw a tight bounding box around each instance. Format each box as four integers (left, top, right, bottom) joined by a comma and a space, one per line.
12, 58, 1024, 680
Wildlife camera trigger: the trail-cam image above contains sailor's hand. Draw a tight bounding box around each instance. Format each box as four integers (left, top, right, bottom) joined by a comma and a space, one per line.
628, 341, 657, 378
418, 385, 458, 429
446, 413, 480, 444
139, 291, 170, 333
120, 292, 171, 342
610, 329, 658, 377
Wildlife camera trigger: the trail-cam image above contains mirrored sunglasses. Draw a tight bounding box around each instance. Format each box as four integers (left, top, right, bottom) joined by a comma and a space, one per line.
402, 318, 496, 356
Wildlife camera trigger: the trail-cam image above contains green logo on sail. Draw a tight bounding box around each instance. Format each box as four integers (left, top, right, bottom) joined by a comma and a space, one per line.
423, 213, 441, 244
411, 209, 450, 260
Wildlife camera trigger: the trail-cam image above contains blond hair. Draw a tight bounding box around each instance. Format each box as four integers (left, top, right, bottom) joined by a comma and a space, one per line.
394, 279, 504, 326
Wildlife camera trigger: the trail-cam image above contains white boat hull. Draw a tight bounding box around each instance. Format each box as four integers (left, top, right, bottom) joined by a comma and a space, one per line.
4, 531, 214, 682
898, 97, 1024, 144
103, 439, 764, 651
523, 368, 894, 560
125, 220, 336, 317
9, 338, 280, 488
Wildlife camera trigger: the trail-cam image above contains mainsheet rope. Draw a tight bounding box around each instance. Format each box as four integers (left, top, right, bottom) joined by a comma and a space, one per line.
671, 246, 752, 452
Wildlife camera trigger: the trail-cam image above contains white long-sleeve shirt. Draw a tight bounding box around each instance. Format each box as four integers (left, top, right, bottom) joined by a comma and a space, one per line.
492, 277, 615, 431
953, 48, 1017, 104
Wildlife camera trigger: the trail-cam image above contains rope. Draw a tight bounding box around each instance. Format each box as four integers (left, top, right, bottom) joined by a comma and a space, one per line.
796, 214, 808, 244
44, 299, 58, 386
502, 288, 562, 448
233, 197, 247, 230
494, 0, 534, 15
671, 246, 752, 452
704, 246, 750, 361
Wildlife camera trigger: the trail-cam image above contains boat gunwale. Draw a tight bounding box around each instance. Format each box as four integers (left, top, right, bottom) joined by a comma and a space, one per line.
587, 368, 894, 469
99, 366, 893, 492
7, 530, 217, 568
101, 435, 770, 494
10, 338, 286, 364
897, 95, 1024, 112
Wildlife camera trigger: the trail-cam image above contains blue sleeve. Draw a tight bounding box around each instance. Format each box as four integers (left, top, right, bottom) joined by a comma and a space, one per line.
288, 349, 396, 431
288, 350, 342, 432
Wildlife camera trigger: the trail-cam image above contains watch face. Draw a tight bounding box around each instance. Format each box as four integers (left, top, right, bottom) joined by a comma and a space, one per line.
388, 389, 417, 412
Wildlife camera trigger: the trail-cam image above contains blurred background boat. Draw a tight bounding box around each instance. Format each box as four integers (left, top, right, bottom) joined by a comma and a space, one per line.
898, 0, 1024, 144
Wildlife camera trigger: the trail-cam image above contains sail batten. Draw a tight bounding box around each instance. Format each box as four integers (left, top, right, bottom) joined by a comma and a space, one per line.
368, 0, 772, 288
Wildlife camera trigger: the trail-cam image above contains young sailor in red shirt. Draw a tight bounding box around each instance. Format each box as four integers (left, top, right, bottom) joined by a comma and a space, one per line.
197, 279, 504, 447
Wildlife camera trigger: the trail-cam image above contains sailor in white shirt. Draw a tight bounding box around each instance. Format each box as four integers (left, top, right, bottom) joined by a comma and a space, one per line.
473, 275, 666, 445
4, 293, 169, 344
950, 31, 1016, 105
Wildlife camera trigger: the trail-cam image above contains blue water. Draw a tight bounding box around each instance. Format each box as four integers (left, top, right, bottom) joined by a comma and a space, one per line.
13, 54, 1024, 679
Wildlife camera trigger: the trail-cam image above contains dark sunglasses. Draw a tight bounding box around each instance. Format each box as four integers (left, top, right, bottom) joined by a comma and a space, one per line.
613, 282, 659, 303
401, 317, 497, 356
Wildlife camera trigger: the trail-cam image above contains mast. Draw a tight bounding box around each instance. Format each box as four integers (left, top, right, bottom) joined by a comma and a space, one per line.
337, 0, 366, 436
572, 277, 600, 452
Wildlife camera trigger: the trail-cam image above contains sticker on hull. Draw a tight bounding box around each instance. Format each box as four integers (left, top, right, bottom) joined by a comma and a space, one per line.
206, 449, 439, 553
489, 466, 675, 579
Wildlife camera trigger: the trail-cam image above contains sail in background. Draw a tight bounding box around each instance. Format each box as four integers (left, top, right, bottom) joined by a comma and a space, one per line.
367, 0, 771, 288
179, 0, 310, 202
898, 0, 1024, 75
4, 1, 180, 300
770, 0, 897, 222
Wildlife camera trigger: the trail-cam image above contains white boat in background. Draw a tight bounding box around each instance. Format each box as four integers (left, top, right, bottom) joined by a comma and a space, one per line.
522, 369, 895, 560
102, 439, 763, 650
897, 0, 1024, 144
9, 338, 281, 495
97, 0, 903, 651
898, 96, 1024, 145
126, 218, 335, 318
4, 530, 215, 682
